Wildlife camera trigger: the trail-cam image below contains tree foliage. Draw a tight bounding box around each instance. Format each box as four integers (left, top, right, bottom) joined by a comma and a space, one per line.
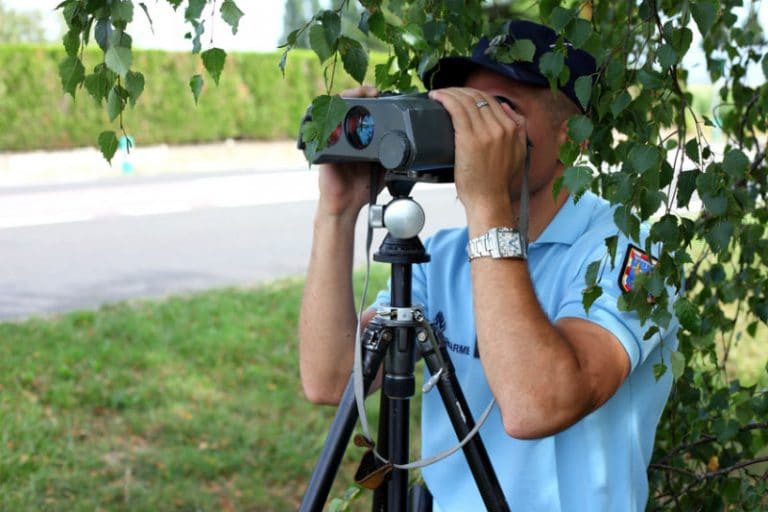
56, 0, 242, 162
57, 0, 768, 507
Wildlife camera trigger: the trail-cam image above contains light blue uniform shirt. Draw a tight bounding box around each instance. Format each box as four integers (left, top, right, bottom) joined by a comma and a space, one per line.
375, 192, 677, 511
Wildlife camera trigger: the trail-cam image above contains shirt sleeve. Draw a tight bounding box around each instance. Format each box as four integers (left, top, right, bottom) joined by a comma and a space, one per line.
554, 236, 678, 372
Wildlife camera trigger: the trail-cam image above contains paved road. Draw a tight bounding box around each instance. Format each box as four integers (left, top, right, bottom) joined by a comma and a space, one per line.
0, 169, 465, 321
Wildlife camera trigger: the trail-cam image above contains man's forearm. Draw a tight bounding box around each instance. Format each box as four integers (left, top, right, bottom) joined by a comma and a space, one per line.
470, 259, 591, 438
466, 206, 592, 438
299, 210, 361, 404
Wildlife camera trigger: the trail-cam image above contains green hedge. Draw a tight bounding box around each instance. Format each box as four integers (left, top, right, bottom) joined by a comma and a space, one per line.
0, 45, 370, 151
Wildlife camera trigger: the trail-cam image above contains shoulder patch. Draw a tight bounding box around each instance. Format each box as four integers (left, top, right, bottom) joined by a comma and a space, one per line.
619, 244, 656, 293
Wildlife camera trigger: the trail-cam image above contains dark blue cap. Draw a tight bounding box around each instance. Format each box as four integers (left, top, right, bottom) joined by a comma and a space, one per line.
422, 20, 596, 113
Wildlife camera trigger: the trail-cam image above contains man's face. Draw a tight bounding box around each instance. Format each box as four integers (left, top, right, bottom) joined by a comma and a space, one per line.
463, 68, 569, 196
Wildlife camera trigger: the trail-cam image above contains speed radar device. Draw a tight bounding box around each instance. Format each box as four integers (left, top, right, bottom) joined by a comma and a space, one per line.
298, 93, 457, 183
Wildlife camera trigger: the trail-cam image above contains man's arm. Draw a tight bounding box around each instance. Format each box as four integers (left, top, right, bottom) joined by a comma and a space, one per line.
298, 87, 382, 405
468, 245, 630, 439
428, 84, 631, 439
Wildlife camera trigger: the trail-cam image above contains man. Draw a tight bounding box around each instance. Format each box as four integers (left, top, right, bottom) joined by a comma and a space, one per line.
299, 19, 678, 511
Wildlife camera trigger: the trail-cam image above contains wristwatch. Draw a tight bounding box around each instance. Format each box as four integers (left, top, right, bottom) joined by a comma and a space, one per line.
467, 227, 527, 260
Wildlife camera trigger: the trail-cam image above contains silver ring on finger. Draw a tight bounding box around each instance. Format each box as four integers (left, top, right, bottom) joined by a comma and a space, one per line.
476, 99, 490, 109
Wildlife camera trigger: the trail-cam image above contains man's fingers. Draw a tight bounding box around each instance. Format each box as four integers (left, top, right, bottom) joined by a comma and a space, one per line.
339, 85, 379, 98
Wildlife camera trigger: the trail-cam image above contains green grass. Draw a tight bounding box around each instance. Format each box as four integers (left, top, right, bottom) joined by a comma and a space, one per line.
1, 263, 766, 511
0, 265, 390, 511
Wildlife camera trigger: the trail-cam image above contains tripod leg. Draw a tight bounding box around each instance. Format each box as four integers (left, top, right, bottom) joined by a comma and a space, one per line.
372, 392, 389, 511
418, 333, 511, 512
299, 323, 390, 512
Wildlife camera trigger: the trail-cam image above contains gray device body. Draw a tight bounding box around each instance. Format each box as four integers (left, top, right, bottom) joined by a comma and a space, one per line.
298, 94, 456, 183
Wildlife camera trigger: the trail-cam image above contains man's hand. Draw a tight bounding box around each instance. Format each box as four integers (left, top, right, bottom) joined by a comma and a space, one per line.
317, 85, 384, 220
428, 87, 527, 222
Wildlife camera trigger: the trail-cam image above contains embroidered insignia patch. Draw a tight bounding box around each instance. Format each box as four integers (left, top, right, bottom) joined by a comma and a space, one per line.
619, 244, 656, 293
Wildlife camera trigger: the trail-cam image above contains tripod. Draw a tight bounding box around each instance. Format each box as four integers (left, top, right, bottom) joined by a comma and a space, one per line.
299, 181, 510, 512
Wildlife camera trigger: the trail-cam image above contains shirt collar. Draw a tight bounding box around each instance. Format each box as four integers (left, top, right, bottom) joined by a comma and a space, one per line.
530, 192, 598, 247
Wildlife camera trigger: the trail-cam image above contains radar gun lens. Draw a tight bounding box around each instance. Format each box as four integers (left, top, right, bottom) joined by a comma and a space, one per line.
328, 123, 342, 146
345, 106, 375, 149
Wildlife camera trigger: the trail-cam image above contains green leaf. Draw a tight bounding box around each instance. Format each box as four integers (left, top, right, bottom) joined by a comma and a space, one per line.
651, 214, 680, 246
605, 235, 618, 267
722, 149, 749, 179
629, 144, 660, 174
111, 0, 134, 23
105, 46, 132, 78
84, 70, 112, 103
220, 0, 244, 34
639, 189, 664, 219
187, 20, 204, 54
566, 18, 592, 48
643, 325, 660, 341
98, 130, 119, 163
185, 0, 206, 21
713, 417, 740, 444
691, 0, 718, 35
321, 10, 342, 46
585, 260, 601, 286
574, 76, 592, 111
124, 71, 144, 107
367, 10, 386, 40
539, 51, 565, 82
340, 38, 368, 85
610, 90, 631, 117
669, 27, 692, 55
358, 11, 370, 35
763, 54, 768, 79
613, 205, 640, 242
550, 7, 574, 32
94, 18, 112, 52
657, 44, 678, 69
309, 24, 333, 63
189, 74, 204, 104
653, 362, 668, 380
638, 68, 664, 89
676, 170, 699, 208
582, 285, 603, 314
201, 48, 226, 85
684, 138, 700, 161
302, 95, 349, 162
417, 52, 440, 81
705, 220, 734, 253
562, 166, 593, 197
138, 2, 154, 28
109, 29, 133, 50
508, 39, 536, 62
107, 86, 125, 121
59, 56, 85, 97
552, 176, 564, 201
422, 20, 446, 44
567, 115, 593, 144
63, 29, 80, 57
558, 140, 580, 167
701, 191, 728, 217
670, 351, 685, 380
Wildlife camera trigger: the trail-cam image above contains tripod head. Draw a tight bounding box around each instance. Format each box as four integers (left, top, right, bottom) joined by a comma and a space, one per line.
369, 179, 431, 265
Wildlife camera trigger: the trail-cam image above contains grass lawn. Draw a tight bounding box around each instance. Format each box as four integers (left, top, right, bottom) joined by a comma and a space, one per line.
0, 266, 391, 511
1, 263, 765, 511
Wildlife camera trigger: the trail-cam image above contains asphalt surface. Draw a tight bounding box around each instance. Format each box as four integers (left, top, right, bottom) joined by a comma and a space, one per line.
0, 146, 466, 321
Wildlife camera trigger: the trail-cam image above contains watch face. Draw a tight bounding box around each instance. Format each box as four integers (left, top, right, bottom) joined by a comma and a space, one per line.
498, 230, 524, 257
